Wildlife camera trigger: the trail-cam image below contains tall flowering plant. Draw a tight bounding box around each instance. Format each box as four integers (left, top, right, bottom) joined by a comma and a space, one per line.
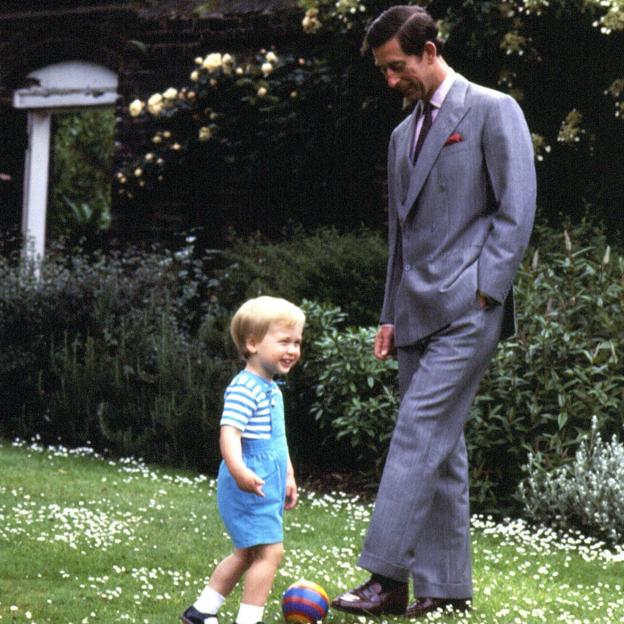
115, 0, 624, 236
117, 49, 312, 200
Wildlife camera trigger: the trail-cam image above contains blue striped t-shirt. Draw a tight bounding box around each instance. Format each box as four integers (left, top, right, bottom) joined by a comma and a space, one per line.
220, 370, 279, 439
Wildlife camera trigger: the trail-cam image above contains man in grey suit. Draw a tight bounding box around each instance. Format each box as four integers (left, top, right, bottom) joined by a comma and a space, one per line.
331, 5, 536, 619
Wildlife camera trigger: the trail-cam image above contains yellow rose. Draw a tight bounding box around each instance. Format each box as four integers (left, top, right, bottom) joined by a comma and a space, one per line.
257, 86, 268, 97
198, 126, 212, 141
163, 87, 178, 100
261, 62, 273, 76
194, 56, 204, 65
147, 93, 163, 106
190, 70, 200, 82
147, 94, 163, 116
129, 99, 144, 117
147, 102, 163, 116
222, 53, 234, 74
203, 52, 222, 72
134, 168, 143, 177
266, 51, 278, 63
302, 9, 321, 33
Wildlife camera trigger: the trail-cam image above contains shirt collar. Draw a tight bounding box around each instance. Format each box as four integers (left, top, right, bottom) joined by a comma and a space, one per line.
429, 70, 456, 110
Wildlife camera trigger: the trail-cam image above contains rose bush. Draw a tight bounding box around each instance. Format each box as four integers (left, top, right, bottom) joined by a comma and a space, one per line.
116, 0, 624, 240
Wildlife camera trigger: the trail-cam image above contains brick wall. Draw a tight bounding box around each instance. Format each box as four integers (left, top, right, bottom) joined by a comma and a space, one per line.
0, 0, 305, 241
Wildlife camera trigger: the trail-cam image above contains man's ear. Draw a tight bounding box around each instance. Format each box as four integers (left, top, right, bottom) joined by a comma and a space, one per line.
423, 40, 437, 61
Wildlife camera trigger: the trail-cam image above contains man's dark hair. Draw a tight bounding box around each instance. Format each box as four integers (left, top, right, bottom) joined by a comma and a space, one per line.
362, 5, 444, 56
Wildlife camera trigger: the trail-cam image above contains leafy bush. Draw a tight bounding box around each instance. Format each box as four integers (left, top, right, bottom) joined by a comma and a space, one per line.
118, 44, 395, 243
2, 221, 622, 514
0, 239, 232, 470
290, 221, 624, 513
216, 227, 388, 326
468, 219, 624, 511
518, 417, 624, 544
45, 312, 233, 467
301, 300, 398, 474
50, 110, 115, 244
119, 1, 624, 245
0, 231, 388, 473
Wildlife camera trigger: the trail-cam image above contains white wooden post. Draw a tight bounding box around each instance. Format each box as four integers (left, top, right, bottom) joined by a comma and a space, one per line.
21, 110, 52, 263
12, 61, 119, 265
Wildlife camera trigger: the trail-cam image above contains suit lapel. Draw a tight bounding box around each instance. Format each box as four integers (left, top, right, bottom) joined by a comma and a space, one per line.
397, 75, 471, 224
396, 102, 421, 198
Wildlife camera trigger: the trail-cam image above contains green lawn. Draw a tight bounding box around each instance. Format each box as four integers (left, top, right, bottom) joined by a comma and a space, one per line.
1, 440, 623, 624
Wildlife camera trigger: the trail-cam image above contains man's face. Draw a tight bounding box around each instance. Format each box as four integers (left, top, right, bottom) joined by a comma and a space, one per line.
372, 37, 434, 102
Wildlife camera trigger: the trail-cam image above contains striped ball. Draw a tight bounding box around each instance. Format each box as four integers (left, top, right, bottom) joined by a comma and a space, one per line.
282, 580, 330, 624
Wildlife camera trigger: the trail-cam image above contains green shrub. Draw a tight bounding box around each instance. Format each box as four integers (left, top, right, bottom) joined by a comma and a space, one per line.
300, 300, 398, 474
468, 219, 624, 511
49, 110, 115, 245
518, 417, 624, 544
216, 227, 388, 326
46, 313, 233, 468
291, 221, 624, 513
2, 221, 622, 514
0, 239, 232, 470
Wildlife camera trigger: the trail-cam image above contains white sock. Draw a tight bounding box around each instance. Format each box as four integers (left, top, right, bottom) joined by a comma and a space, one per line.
235, 603, 264, 624
194, 586, 225, 615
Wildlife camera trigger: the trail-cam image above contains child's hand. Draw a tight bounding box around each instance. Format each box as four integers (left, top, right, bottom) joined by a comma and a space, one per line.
285, 473, 298, 510
234, 467, 265, 497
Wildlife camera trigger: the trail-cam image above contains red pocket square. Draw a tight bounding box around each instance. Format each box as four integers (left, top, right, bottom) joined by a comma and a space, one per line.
445, 132, 463, 145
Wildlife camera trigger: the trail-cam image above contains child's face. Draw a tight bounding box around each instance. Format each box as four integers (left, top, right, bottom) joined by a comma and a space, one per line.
245, 320, 303, 380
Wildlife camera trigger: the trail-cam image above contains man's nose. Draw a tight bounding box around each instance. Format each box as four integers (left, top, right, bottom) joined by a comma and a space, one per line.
386, 72, 400, 89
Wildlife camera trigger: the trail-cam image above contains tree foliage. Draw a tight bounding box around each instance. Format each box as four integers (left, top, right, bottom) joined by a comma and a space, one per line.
50, 110, 115, 244
116, 0, 624, 243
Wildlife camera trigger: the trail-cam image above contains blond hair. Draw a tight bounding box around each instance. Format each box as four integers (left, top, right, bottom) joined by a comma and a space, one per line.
230, 296, 305, 359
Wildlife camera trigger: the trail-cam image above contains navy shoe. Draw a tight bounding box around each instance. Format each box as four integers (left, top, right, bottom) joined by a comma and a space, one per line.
180, 606, 218, 624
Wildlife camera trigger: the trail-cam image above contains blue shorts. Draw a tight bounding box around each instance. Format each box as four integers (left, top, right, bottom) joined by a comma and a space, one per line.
217, 438, 288, 549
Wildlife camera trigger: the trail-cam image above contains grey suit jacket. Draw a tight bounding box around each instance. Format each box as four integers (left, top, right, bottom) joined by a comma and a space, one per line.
380, 74, 537, 346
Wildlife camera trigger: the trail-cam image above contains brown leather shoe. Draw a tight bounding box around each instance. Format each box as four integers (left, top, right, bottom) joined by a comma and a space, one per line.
405, 597, 471, 618
331, 578, 408, 615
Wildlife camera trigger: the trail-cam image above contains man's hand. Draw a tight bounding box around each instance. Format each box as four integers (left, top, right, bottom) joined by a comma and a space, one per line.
477, 290, 495, 309
374, 324, 396, 360
285, 473, 298, 510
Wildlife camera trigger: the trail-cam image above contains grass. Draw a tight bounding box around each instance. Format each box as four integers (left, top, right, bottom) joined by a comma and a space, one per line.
1, 439, 623, 624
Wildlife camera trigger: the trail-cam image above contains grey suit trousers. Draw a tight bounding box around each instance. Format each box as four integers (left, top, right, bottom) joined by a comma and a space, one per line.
358, 299, 504, 598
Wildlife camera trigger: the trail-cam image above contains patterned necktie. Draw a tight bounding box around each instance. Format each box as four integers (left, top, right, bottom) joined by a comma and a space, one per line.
412, 101, 433, 165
